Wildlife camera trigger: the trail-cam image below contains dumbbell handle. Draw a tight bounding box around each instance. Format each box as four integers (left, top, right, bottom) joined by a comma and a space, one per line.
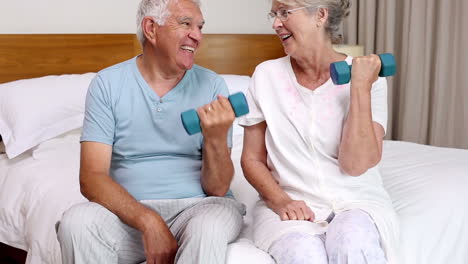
330, 53, 396, 85
181, 92, 249, 135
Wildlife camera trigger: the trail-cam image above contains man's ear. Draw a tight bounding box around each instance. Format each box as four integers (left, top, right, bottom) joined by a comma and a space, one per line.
142, 17, 159, 44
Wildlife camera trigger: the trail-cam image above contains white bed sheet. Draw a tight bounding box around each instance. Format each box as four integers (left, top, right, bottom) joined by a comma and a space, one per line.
380, 141, 468, 264
0, 131, 86, 263
1, 134, 467, 263
0, 148, 35, 250
0, 131, 273, 264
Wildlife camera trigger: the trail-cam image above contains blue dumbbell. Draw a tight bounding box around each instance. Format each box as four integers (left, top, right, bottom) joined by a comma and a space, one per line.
330, 53, 396, 85
181, 92, 249, 135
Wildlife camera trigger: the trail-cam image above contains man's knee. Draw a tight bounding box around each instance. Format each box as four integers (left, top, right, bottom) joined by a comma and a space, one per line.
185, 204, 243, 241
57, 202, 104, 242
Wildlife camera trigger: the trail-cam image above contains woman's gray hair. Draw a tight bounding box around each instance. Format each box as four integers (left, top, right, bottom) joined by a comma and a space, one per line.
136, 0, 201, 46
277, 0, 351, 43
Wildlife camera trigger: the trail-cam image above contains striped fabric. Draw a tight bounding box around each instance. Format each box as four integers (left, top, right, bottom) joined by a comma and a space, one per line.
56, 197, 246, 264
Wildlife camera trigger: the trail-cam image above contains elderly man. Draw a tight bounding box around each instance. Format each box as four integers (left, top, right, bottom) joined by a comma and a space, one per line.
56, 0, 245, 263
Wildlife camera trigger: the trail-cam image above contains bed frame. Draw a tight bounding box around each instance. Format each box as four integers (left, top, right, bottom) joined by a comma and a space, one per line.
0, 34, 285, 84
0, 33, 284, 263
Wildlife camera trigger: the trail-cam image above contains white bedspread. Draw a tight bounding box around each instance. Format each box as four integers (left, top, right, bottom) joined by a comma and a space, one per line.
380, 141, 468, 264
1, 133, 467, 263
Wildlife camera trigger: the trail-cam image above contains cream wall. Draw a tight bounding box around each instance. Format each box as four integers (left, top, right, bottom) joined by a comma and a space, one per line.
0, 0, 273, 34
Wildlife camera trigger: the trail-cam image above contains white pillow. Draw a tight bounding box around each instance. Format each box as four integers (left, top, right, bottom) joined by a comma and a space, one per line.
221, 75, 251, 137
32, 128, 82, 160
221, 74, 250, 94
0, 73, 95, 158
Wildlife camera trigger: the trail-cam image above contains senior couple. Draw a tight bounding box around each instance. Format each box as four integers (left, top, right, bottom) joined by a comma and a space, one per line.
56, 0, 399, 263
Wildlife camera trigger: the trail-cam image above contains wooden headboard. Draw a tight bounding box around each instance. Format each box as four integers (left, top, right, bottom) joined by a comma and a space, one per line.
0, 34, 285, 84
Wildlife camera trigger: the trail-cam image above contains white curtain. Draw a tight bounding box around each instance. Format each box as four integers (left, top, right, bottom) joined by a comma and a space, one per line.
343, 0, 468, 149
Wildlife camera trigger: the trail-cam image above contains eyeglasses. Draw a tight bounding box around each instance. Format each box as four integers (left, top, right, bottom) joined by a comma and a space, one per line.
267, 5, 316, 22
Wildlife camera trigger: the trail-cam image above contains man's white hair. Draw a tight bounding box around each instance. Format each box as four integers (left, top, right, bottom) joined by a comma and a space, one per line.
136, 0, 201, 46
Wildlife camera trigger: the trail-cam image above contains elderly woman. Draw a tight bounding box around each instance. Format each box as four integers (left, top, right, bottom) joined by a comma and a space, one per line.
239, 0, 399, 263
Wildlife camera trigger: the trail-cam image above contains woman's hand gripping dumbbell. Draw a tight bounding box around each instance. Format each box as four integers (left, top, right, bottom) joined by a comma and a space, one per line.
181, 92, 249, 135
330, 53, 396, 85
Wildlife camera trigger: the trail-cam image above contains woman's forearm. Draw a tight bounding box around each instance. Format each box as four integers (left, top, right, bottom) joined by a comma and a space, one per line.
338, 83, 382, 176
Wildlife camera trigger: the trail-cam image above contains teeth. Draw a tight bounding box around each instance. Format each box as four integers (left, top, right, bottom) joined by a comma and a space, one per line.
282, 34, 292, 40
181, 46, 195, 52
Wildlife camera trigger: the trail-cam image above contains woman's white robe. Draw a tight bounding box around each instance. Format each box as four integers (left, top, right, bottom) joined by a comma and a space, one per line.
238, 56, 400, 263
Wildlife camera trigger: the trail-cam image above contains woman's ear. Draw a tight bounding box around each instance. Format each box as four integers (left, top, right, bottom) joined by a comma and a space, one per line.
142, 17, 158, 44
316, 7, 329, 26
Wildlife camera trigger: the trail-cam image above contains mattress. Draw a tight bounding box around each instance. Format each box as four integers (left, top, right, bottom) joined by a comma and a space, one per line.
1, 133, 467, 263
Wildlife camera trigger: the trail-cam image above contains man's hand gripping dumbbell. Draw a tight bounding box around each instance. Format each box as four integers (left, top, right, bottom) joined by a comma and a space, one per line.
181, 92, 249, 135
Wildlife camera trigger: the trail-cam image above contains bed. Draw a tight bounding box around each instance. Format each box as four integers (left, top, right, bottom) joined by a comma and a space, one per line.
0, 34, 467, 264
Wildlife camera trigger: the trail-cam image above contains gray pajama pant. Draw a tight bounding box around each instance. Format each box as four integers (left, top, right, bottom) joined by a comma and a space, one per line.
56, 196, 246, 264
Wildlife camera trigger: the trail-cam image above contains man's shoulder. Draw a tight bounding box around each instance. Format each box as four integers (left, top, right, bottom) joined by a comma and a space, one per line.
190, 64, 223, 82
96, 57, 136, 80
189, 65, 228, 95
85, 58, 137, 101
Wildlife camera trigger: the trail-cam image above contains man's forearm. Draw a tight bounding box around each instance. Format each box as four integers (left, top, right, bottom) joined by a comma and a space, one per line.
201, 138, 234, 196
80, 172, 164, 231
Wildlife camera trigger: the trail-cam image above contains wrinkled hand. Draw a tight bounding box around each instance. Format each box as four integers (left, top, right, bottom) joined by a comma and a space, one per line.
351, 54, 382, 90
197, 95, 235, 140
267, 198, 315, 221
141, 214, 178, 264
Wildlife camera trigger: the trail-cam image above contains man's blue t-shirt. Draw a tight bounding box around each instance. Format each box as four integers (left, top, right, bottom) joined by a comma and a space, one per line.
81, 56, 232, 200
